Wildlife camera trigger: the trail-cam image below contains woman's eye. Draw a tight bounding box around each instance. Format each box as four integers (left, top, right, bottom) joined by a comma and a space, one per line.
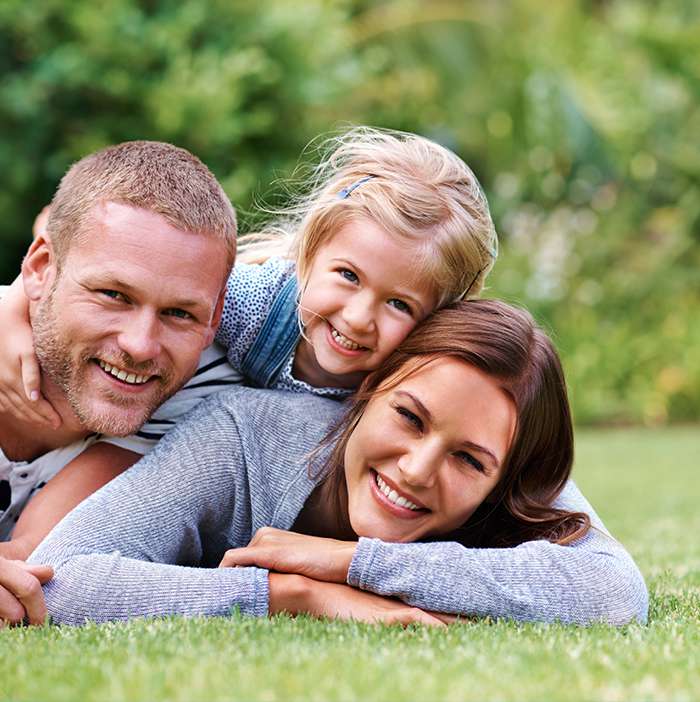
456, 451, 485, 474
338, 268, 359, 284
388, 298, 413, 316
395, 406, 423, 431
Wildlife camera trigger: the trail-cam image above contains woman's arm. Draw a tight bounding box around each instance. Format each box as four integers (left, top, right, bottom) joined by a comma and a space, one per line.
6, 443, 140, 560
347, 482, 648, 625
27, 395, 271, 625
221, 483, 647, 626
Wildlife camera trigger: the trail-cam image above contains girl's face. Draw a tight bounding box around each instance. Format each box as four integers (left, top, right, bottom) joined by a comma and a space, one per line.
295, 217, 437, 388
343, 357, 516, 543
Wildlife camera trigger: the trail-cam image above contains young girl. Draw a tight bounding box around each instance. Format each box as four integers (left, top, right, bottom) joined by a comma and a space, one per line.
0, 127, 498, 559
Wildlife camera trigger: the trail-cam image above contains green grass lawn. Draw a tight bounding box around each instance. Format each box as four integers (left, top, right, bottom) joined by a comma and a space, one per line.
2, 426, 698, 702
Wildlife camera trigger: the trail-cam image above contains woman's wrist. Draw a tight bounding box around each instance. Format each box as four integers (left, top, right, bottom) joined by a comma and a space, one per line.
268, 573, 312, 616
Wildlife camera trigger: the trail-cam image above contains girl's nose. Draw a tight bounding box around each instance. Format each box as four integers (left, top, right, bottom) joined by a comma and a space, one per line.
342, 292, 375, 334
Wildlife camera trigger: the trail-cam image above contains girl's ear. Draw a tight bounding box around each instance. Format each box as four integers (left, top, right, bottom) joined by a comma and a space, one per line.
22, 234, 57, 301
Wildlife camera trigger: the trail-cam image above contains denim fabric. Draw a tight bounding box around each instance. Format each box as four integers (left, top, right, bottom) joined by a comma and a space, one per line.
240, 276, 300, 388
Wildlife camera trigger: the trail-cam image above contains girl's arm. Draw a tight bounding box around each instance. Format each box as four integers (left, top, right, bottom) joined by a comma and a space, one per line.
5, 443, 140, 560
0, 276, 60, 428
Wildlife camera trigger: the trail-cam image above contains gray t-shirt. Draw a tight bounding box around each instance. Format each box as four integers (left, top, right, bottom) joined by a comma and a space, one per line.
30, 387, 648, 626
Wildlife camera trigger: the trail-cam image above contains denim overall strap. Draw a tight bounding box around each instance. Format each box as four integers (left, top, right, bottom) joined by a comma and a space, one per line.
240, 275, 300, 388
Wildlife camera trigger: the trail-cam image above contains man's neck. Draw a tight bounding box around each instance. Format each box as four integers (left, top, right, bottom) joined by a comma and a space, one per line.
0, 382, 89, 462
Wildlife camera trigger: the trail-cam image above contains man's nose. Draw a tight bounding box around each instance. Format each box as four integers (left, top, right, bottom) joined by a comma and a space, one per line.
342, 291, 375, 334
397, 441, 441, 489
117, 311, 163, 363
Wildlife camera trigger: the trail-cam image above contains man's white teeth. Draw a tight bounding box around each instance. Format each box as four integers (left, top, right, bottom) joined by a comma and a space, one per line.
331, 327, 363, 351
375, 473, 421, 511
98, 360, 149, 385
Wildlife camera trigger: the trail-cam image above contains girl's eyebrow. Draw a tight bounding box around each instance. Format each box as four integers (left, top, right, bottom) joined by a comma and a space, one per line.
330, 257, 428, 315
395, 390, 501, 468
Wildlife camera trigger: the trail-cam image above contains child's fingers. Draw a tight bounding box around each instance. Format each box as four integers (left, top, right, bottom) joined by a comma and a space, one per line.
20, 356, 61, 428
0, 388, 56, 428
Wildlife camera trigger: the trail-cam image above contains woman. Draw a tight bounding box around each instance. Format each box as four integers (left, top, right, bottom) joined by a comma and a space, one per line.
29, 300, 648, 626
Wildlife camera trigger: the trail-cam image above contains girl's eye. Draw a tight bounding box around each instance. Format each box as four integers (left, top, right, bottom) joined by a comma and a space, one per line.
388, 298, 413, 316
338, 268, 359, 284
456, 451, 485, 474
395, 405, 423, 431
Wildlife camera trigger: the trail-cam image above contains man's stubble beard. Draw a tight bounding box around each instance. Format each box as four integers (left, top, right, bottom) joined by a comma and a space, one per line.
31, 285, 178, 437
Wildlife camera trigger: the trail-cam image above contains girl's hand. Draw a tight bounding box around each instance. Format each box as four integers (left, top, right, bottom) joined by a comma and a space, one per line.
219, 527, 357, 584
0, 277, 60, 428
268, 573, 447, 627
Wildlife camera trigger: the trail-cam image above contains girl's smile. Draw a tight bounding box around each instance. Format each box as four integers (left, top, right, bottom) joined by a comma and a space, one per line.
293, 216, 437, 389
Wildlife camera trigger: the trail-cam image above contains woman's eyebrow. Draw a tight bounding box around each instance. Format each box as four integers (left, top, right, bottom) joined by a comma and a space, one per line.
395, 390, 500, 467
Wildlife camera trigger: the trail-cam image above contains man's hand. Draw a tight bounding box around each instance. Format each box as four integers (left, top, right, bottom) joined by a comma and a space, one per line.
268, 573, 447, 627
0, 556, 53, 627
219, 527, 357, 584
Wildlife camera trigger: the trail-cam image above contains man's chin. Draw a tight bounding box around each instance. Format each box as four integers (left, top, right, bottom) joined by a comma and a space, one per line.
72, 399, 159, 437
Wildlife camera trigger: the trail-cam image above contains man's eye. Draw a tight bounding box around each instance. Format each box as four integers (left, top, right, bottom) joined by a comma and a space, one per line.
99, 290, 128, 302
456, 451, 485, 474
395, 405, 423, 431
338, 268, 359, 284
388, 298, 413, 316
164, 308, 192, 320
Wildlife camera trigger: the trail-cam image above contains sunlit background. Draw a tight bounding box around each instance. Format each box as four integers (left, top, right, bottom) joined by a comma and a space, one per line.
2, 0, 698, 425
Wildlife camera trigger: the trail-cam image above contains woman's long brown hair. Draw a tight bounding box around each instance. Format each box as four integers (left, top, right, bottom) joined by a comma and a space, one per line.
313, 299, 590, 547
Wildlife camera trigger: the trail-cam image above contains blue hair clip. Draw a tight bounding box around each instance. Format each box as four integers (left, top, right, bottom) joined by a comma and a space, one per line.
338, 175, 376, 199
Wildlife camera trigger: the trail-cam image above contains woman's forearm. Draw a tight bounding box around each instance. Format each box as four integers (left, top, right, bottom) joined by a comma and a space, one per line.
347, 482, 648, 626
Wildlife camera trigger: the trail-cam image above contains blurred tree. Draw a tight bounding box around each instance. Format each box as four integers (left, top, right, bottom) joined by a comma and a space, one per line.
1, 0, 698, 424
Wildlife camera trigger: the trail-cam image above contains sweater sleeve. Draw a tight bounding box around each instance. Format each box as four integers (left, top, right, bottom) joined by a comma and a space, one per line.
215, 258, 295, 370
347, 481, 648, 626
28, 394, 270, 625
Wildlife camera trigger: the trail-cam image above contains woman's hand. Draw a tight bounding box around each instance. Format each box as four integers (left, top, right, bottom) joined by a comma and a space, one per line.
0, 276, 60, 428
268, 573, 448, 627
219, 527, 357, 584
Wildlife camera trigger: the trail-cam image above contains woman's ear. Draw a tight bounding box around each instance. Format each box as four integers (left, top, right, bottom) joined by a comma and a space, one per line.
22, 234, 57, 301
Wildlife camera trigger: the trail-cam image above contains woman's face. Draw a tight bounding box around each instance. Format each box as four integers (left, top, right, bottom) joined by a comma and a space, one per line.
343, 357, 517, 543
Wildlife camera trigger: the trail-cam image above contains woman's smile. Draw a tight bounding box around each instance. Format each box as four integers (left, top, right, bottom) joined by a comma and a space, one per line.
369, 469, 429, 519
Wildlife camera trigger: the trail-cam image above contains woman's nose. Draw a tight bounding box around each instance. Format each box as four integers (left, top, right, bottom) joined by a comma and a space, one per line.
397, 443, 441, 489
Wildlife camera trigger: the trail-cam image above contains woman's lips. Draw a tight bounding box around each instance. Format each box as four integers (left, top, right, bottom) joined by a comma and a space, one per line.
369, 469, 428, 519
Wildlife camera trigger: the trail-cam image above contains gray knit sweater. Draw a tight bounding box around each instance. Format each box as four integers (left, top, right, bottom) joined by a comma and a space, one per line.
30, 387, 648, 626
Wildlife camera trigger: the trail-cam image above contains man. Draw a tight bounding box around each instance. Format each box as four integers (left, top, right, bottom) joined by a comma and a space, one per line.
0, 140, 238, 625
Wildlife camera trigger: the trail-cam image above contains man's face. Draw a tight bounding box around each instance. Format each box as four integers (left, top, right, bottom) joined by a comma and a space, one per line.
30, 201, 229, 436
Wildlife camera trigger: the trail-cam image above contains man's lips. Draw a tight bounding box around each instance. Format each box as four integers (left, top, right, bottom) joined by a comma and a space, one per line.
93, 358, 157, 387
369, 469, 429, 519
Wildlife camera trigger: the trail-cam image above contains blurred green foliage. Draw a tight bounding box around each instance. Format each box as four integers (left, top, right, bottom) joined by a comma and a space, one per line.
1, 0, 698, 425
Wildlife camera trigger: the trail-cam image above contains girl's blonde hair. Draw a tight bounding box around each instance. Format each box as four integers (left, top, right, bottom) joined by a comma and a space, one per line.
238, 126, 498, 305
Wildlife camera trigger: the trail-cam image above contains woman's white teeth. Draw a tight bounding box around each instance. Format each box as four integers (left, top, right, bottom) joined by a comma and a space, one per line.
331, 327, 363, 351
98, 360, 149, 385
375, 473, 421, 511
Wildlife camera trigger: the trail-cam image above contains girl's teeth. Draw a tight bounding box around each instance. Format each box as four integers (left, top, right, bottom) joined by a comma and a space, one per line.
331, 328, 363, 351
98, 360, 149, 385
374, 473, 421, 511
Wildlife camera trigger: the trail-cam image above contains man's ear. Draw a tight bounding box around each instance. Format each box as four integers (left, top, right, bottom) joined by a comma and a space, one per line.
22, 234, 57, 301
203, 286, 226, 347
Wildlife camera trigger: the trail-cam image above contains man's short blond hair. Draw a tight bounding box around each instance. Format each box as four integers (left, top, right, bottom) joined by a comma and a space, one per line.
47, 140, 237, 269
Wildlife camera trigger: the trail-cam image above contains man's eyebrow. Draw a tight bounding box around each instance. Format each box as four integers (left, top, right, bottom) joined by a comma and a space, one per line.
330, 257, 428, 315
395, 389, 501, 468
85, 276, 209, 311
